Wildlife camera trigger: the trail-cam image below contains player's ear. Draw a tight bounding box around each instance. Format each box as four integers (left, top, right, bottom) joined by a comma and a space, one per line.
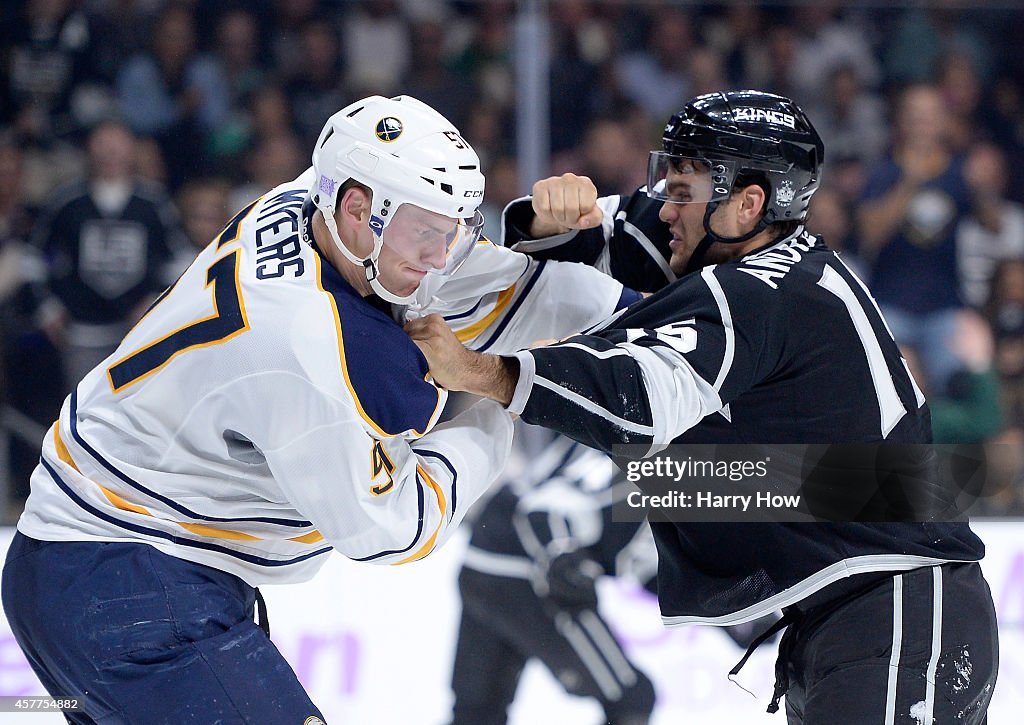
338, 186, 371, 225
738, 183, 767, 225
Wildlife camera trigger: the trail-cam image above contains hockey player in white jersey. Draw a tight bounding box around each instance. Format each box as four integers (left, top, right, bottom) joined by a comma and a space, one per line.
2, 95, 630, 724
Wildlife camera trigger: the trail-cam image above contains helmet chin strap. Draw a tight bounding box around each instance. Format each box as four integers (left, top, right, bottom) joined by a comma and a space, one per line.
701, 201, 771, 245
684, 202, 772, 274
320, 202, 419, 305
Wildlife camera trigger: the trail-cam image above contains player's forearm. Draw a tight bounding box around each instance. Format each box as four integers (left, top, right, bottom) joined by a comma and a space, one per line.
452, 352, 519, 406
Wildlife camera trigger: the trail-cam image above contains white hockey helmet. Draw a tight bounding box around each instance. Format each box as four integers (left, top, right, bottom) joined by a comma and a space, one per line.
310, 95, 486, 304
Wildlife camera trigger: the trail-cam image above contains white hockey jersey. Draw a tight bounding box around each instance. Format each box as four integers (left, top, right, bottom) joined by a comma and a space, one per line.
18, 171, 628, 586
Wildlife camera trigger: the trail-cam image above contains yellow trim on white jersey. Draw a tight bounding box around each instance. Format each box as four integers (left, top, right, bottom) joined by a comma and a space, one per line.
453, 283, 518, 342
393, 464, 447, 565
312, 252, 444, 438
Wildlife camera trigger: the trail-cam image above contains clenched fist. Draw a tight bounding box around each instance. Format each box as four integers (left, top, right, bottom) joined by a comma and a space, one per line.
404, 314, 475, 391
530, 173, 604, 238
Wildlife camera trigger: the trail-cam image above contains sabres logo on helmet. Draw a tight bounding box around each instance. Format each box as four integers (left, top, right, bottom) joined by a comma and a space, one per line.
375, 117, 403, 142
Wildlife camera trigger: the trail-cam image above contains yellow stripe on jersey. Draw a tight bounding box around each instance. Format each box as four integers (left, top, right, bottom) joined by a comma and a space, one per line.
53, 422, 307, 542
288, 530, 325, 544
393, 465, 447, 565
99, 485, 153, 516
52, 423, 80, 473
313, 252, 444, 438
176, 522, 262, 541
452, 283, 517, 343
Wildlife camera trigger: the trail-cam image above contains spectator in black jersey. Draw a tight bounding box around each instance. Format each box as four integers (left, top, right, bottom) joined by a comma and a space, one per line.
406, 90, 998, 724
32, 119, 186, 391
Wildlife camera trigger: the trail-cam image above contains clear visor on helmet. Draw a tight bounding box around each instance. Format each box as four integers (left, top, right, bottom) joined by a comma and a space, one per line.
374, 202, 485, 278
646, 151, 739, 205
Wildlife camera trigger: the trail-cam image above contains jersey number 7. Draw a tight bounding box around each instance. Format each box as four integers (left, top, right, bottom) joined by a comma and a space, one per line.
106, 249, 249, 393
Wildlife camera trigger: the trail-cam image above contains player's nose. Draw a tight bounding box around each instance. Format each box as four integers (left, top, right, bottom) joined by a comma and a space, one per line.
421, 238, 447, 269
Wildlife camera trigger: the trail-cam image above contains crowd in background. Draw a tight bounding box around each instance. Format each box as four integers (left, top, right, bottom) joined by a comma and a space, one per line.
2, 0, 1024, 517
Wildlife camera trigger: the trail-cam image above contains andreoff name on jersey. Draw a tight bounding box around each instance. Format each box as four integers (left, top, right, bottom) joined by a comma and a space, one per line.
736, 232, 816, 290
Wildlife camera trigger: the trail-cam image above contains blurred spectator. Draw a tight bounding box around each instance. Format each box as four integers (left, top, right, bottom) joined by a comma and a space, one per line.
207, 9, 266, 165
0, 136, 37, 244
116, 4, 228, 187
451, 1, 514, 109
284, 19, 349, 148
461, 101, 511, 171
985, 259, 1024, 429
401, 19, 469, 130
267, 0, 320, 81
687, 45, 728, 98
980, 428, 1024, 516
548, 0, 614, 154
858, 84, 971, 395
229, 132, 305, 214
175, 177, 231, 252
761, 24, 801, 101
170, 177, 231, 277
133, 135, 168, 188
216, 8, 265, 110
957, 142, 1024, 310
478, 155, 520, 243
343, 0, 411, 95
247, 85, 296, 143
552, 118, 646, 196
884, 5, 993, 88
811, 64, 888, 170
614, 9, 692, 120
807, 186, 867, 281
983, 78, 1024, 201
791, 3, 881, 102
86, 0, 163, 82
0, 136, 56, 510
707, 4, 771, 90
32, 119, 186, 389
1, 0, 108, 144
0, 137, 38, 317
903, 311, 1003, 444
939, 52, 986, 153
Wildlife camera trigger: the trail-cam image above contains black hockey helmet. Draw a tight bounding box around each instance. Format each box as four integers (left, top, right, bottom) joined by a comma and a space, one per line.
648, 90, 824, 232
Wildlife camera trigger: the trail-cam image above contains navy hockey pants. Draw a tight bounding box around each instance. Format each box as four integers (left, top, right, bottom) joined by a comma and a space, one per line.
781, 563, 997, 725
2, 532, 327, 724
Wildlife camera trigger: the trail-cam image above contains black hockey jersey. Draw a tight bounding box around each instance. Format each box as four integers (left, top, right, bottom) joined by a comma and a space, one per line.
464, 433, 655, 586
502, 197, 985, 624
32, 180, 183, 324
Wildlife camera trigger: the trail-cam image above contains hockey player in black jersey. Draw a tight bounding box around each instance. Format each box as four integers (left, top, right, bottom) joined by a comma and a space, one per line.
407, 91, 998, 724
450, 431, 657, 725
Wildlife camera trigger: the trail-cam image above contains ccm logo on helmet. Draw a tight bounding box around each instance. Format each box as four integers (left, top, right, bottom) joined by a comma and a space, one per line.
464, 190, 483, 198
735, 107, 796, 129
